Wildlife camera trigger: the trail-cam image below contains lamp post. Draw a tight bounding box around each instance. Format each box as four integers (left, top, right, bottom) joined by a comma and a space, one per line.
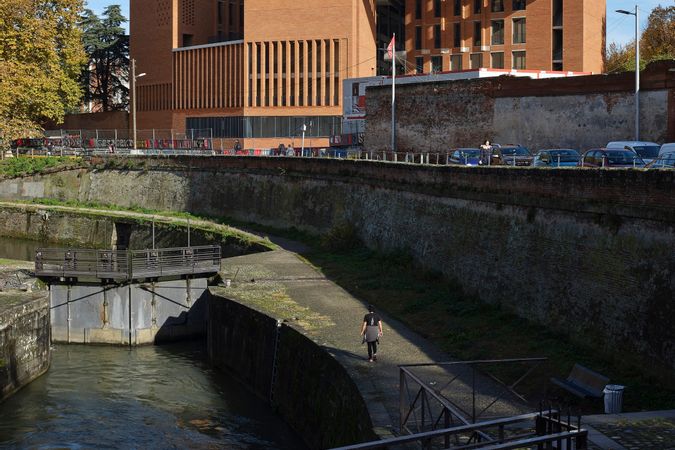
616, 6, 640, 141
131, 59, 146, 151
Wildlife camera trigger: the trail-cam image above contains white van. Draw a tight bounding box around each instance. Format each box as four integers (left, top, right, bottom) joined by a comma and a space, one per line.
606, 141, 661, 163
658, 143, 675, 156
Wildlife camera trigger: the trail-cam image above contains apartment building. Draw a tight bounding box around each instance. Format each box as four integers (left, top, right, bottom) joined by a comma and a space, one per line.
130, 0, 378, 148
405, 0, 605, 74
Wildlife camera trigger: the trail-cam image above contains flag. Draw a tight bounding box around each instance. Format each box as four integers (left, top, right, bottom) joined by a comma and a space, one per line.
387, 35, 395, 60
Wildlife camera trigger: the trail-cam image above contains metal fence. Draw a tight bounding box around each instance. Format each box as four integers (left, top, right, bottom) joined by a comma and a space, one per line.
35, 245, 221, 280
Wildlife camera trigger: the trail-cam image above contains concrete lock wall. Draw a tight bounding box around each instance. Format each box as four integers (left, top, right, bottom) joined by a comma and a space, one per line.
364, 61, 675, 152
49, 278, 208, 345
208, 294, 375, 449
0, 160, 674, 367
0, 294, 51, 403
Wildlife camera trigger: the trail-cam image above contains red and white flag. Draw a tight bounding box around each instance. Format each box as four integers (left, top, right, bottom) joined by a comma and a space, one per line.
387, 35, 395, 60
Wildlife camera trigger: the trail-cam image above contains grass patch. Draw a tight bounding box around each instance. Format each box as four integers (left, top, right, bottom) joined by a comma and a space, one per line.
302, 244, 675, 412
0, 157, 83, 178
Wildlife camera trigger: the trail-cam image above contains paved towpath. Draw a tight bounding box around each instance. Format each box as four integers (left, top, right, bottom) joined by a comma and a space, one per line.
212, 243, 531, 442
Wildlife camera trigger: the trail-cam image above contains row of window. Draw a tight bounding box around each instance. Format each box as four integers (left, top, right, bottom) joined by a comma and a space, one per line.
415, 50, 526, 72
185, 116, 342, 139
415, 18, 525, 50
415, 0, 526, 19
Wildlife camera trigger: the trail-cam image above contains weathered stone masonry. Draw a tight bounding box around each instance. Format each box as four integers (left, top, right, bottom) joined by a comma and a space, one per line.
0, 158, 673, 369
0, 294, 51, 403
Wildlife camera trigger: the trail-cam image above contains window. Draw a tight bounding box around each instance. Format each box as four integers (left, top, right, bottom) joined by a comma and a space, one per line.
491, 20, 504, 45
491, 0, 504, 12
474, 0, 482, 14
431, 55, 443, 72
415, 26, 422, 50
491, 52, 504, 68
513, 18, 526, 44
182, 34, 193, 47
512, 51, 526, 69
474, 21, 482, 46
454, 0, 461, 16
553, 0, 563, 27
454, 23, 461, 47
415, 0, 422, 19
416, 57, 425, 73
434, 0, 442, 17
470, 53, 483, 68
512, 0, 526, 10
434, 24, 442, 48
451, 55, 463, 71
553, 28, 563, 61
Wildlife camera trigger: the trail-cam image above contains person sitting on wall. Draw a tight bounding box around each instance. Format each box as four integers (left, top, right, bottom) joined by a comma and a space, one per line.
286, 144, 295, 157
278, 142, 286, 156
233, 139, 242, 153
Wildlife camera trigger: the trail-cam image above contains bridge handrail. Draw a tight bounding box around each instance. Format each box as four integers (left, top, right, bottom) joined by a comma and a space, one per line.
34, 245, 221, 280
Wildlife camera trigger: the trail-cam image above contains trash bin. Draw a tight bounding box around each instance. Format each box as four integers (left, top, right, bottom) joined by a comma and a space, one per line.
603, 384, 625, 414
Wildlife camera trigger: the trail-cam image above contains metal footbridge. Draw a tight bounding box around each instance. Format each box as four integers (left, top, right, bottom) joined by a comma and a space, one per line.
35, 245, 221, 281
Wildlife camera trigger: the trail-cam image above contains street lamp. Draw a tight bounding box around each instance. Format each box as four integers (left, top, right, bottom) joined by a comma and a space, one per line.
131, 58, 146, 151
616, 6, 640, 141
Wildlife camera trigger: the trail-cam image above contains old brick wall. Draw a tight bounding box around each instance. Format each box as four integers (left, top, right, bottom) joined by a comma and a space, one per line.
0, 294, 51, 403
1, 159, 674, 368
365, 61, 675, 152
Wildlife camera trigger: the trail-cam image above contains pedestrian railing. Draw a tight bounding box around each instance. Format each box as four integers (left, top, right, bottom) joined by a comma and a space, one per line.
35, 245, 221, 280
330, 409, 588, 449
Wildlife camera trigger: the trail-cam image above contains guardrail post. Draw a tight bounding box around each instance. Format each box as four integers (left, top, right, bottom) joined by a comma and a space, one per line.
400, 369, 405, 432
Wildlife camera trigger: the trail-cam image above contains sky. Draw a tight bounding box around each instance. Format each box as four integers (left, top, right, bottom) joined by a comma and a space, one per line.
85, 0, 668, 47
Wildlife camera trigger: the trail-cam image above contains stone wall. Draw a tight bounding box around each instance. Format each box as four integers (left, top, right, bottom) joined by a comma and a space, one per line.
0, 293, 51, 403
0, 159, 673, 368
208, 295, 375, 449
365, 61, 675, 152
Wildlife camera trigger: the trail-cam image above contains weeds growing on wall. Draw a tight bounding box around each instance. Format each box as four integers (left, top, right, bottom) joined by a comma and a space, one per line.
0, 157, 83, 179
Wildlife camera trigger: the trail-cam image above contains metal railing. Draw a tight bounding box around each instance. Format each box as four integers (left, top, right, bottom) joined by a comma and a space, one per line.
330, 409, 588, 449
35, 245, 221, 280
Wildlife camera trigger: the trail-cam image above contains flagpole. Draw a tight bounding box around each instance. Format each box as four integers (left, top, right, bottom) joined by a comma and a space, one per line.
391, 33, 396, 153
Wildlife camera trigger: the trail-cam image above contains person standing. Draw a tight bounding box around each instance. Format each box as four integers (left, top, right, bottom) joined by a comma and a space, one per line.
479, 140, 492, 166
360, 304, 383, 362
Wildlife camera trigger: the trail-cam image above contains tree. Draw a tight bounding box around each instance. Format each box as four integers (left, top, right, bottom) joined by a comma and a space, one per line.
606, 5, 675, 74
0, 0, 86, 143
80, 5, 129, 112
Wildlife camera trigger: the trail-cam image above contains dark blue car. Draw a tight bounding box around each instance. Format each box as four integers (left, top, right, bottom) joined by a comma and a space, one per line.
448, 148, 481, 166
533, 149, 581, 167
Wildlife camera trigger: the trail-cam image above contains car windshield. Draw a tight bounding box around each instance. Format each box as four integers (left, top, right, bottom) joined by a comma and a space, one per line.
548, 150, 579, 157
501, 147, 530, 156
606, 150, 644, 165
632, 145, 660, 158
652, 154, 675, 168
456, 149, 480, 157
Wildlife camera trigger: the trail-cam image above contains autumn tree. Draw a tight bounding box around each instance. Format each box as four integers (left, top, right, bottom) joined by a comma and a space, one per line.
80, 5, 129, 112
0, 0, 86, 143
606, 5, 675, 73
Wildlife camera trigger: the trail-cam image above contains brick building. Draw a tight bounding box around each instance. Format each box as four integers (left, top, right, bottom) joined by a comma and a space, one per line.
130, 0, 382, 148
406, 0, 605, 74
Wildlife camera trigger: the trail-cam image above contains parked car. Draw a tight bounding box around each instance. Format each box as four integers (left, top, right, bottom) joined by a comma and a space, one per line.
647, 151, 675, 169
532, 149, 581, 167
606, 141, 661, 164
579, 148, 646, 168
658, 143, 675, 156
448, 148, 481, 166
494, 145, 533, 166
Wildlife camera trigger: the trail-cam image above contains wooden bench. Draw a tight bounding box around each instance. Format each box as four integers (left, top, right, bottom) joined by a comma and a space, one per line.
551, 363, 609, 398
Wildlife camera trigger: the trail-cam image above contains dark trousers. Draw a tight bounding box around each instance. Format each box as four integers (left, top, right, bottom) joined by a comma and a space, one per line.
367, 340, 378, 359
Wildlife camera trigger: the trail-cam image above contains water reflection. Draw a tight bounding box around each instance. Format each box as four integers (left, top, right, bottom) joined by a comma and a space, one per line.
0, 236, 45, 261
0, 343, 304, 449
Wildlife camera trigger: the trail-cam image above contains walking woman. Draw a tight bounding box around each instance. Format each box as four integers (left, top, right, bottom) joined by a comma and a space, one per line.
360, 305, 383, 362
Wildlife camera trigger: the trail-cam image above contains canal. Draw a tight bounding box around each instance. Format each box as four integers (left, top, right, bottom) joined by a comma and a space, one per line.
0, 237, 305, 449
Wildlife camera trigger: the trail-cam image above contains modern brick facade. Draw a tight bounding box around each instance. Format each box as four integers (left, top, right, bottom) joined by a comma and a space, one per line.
405, 0, 605, 74
130, 0, 378, 148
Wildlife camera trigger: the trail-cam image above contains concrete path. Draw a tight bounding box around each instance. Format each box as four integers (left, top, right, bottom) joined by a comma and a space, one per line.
215, 247, 531, 441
